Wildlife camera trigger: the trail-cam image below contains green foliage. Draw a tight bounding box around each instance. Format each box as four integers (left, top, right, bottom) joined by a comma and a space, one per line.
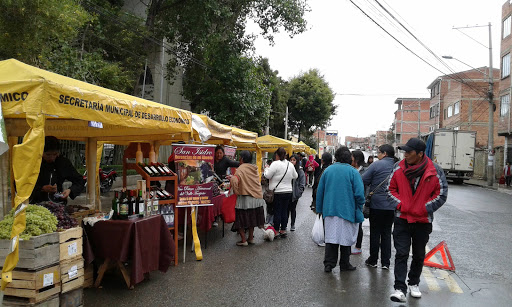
287, 69, 337, 140
0, 0, 147, 93
184, 48, 271, 133
156, 0, 309, 132
0, 0, 89, 64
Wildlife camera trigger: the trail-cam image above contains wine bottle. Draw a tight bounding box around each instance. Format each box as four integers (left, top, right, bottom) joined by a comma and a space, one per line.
153, 162, 167, 176
138, 162, 155, 176
148, 163, 160, 176
154, 188, 166, 199
146, 189, 152, 216
111, 191, 119, 220
159, 162, 173, 175
119, 191, 129, 219
128, 190, 134, 216
136, 190, 144, 217
159, 187, 172, 199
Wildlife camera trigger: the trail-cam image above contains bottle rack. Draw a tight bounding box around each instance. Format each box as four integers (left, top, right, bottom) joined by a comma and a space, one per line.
123, 142, 179, 266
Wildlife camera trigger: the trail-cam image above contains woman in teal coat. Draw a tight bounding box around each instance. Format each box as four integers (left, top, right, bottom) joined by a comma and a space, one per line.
316, 146, 365, 272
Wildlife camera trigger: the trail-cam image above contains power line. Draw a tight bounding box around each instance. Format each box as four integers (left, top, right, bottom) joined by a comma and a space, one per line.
371, 0, 488, 98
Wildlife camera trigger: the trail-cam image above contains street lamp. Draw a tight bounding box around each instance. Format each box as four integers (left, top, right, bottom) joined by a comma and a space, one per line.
441, 56, 489, 76
442, 25, 494, 186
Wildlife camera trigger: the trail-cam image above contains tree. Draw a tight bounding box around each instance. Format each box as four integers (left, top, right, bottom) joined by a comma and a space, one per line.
0, 0, 148, 94
286, 69, 337, 140
147, 0, 309, 132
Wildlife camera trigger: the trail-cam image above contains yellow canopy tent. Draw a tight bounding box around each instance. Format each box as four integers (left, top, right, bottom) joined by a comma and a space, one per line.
291, 141, 306, 154
256, 134, 295, 155
298, 141, 311, 155
0, 59, 193, 288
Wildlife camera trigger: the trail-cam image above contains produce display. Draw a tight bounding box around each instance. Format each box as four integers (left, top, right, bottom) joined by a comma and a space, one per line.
40, 202, 79, 229
0, 205, 58, 240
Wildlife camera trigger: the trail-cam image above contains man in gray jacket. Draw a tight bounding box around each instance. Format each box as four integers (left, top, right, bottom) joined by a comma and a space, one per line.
362, 144, 398, 270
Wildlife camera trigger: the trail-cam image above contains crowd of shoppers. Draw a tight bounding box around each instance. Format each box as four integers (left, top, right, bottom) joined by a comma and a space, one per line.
226, 138, 447, 303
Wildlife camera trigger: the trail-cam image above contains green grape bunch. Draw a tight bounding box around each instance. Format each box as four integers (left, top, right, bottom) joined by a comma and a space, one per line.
0, 205, 58, 240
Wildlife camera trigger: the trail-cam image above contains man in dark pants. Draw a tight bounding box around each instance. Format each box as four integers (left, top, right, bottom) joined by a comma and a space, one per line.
387, 138, 448, 303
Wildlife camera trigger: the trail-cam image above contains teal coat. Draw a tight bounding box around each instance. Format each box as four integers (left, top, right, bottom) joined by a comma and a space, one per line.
316, 163, 365, 223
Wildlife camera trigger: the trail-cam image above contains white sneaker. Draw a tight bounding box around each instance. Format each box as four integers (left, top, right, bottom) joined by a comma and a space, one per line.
409, 285, 421, 298
390, 289, 406, 302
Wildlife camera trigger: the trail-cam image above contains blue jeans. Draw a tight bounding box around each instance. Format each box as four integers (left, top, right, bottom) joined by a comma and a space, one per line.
273, 193, 292, 232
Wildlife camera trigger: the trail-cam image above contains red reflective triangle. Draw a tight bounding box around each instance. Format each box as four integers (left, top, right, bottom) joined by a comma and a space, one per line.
423, 240, 455, 271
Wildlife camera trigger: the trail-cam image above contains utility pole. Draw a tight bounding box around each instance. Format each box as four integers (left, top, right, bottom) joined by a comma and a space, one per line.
450, 23, 495, 186
284, 106, 288, 139
487, 22, 495, 187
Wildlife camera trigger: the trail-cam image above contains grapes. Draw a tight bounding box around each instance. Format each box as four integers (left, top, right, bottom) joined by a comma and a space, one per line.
0, 205, 58, 240
39, 202, 78, 230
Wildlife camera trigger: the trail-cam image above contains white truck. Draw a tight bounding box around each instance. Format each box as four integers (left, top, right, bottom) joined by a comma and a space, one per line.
425, 129, 476, 184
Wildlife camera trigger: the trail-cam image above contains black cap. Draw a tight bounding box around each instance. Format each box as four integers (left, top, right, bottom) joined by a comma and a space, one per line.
398, 138, 426, 152
44, 136, 60, 152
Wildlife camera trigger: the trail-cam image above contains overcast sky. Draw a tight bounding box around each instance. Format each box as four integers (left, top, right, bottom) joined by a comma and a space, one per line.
248, 0, 505, 143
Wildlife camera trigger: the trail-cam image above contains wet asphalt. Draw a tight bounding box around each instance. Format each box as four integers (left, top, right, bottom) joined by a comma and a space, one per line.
83, 184, 512, 306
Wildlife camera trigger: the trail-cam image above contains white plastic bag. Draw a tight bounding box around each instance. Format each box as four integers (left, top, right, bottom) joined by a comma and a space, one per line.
311, 214, 325, 246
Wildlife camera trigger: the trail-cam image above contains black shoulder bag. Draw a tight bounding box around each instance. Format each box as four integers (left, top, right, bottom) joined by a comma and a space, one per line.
363, 175, 391, 218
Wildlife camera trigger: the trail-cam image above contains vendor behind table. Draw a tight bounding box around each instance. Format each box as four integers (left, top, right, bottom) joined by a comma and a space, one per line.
29, 136, 85, 204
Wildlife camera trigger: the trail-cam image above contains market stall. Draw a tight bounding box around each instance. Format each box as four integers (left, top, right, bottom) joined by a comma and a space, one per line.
0, 59, 193, 297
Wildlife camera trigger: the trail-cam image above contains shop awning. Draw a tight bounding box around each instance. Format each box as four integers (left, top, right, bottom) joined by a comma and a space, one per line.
255, 135, 295, 155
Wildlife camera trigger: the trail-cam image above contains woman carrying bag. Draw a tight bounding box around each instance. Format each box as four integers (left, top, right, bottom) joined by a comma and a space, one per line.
264, 147, 298, 238
230, 151, 266, 246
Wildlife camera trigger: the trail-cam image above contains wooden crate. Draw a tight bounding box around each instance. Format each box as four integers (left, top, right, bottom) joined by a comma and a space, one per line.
60, 257, 84, 293
59, 288, 83, 307
3, 264, 61, 304
83, 265, 93, 289
0, 233, 60, 270
2, 294, 59, 307
58, 228, 83, 262
70, 209, 95, 226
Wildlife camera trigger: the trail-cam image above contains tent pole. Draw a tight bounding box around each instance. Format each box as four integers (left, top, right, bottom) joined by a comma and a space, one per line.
87, 138, 98, 210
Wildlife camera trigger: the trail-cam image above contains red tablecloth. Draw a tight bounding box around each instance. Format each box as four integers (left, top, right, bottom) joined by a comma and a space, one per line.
83, 215, 174, 286
176, 194, 225, 232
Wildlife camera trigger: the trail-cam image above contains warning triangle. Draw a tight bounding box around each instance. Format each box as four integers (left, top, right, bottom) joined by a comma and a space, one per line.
423, 241, 455, 271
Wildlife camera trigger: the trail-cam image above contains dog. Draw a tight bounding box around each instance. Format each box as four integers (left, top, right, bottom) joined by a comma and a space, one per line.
263, 225, 278, 242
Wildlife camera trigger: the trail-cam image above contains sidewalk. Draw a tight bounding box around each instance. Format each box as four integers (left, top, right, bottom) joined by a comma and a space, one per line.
464, 178, 512, 195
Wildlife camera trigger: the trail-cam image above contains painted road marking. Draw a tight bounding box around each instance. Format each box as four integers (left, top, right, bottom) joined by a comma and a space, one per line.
422, 267, 441, 291
423, 244, 464, 294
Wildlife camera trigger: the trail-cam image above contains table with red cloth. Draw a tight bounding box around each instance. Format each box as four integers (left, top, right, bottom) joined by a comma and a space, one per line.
83, 215, 175, 288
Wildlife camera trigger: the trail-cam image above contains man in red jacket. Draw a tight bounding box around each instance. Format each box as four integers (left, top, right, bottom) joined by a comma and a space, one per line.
387, 138, 448, 303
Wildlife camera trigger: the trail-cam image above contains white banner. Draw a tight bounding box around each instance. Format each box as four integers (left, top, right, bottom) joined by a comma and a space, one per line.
0, 103, 8, 155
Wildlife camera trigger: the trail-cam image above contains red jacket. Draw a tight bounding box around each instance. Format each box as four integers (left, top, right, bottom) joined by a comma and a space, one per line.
387, 157, 448, 223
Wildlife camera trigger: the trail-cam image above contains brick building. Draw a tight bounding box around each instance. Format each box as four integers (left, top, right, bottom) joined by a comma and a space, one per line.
376, 130, 391, 147
426, 68, 501, 148
499, 0, 512, 163
344, 136, 369, 149
394, 98, 431, 147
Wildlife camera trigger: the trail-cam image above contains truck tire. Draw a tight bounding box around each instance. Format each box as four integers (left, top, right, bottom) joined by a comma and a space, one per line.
453, 178, 464, 184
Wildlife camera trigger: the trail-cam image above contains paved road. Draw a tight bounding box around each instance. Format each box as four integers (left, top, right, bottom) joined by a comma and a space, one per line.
84, 183, 512, 306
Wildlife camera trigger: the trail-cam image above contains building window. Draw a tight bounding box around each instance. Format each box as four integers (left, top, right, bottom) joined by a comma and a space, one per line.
501, 94, 510, 117
454, 101, 460, 115
504, 16, 511, 39
447, 105, 453, 117
502, 53, 511, 78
